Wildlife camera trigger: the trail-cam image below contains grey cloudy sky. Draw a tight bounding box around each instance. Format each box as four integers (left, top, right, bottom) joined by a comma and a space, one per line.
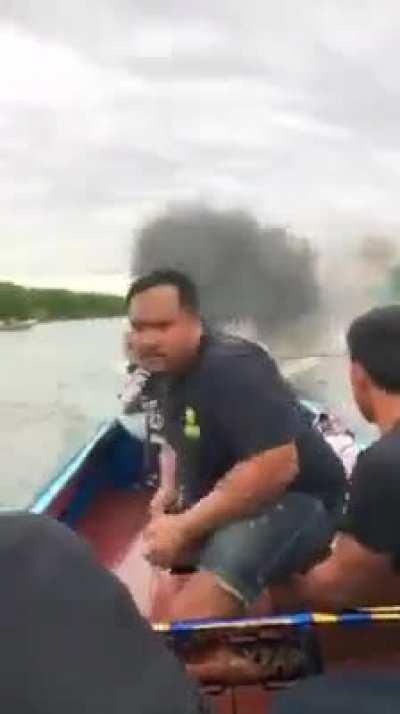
1, 1, 400, 292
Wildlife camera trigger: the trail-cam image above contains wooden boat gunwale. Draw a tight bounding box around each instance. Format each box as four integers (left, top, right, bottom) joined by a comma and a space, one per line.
30, 420, 114, 514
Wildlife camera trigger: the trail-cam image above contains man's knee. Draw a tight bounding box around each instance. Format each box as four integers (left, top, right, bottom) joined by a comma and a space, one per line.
197, 518, 272, 605
197, 495, 336, 603
170, 569, 243, 620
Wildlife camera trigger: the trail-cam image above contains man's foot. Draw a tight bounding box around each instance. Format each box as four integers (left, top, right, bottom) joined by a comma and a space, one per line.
185, 640, 304, 686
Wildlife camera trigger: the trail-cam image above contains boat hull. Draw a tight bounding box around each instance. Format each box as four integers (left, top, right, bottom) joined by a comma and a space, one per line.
30, 418, 400, 713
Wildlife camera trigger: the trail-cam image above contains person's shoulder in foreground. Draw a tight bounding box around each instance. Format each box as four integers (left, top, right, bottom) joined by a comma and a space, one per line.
271, 670, 400, 714
0, 511, 207, 714
297, 305, 400, 608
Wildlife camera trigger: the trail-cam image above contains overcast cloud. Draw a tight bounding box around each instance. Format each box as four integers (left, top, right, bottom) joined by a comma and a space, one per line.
1, 1, 400, 292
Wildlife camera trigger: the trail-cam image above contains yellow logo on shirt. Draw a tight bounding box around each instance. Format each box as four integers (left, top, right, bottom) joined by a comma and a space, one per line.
184, 407, 200, 439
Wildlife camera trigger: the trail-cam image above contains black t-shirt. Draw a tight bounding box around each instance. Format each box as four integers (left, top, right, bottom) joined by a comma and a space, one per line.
342, 424, 400, 558
122, 369, 170, 477
164, 333, 346, 512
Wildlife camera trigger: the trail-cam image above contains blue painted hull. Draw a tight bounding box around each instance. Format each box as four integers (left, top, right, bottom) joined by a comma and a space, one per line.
31, 418, 146, 526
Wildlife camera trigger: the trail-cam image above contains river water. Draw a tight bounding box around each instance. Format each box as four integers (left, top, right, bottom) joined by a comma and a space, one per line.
0, 318, 125, 508
0, 316, 376, 509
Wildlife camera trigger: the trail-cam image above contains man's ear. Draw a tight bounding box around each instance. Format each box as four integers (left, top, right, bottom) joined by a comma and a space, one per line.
350, 360, 370, 392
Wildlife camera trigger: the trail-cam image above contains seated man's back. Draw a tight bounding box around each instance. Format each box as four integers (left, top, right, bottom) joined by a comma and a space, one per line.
298, 305, 400, 608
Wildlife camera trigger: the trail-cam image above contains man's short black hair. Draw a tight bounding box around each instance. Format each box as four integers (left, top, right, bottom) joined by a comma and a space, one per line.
126, 269, 200, 314
347, 305, 400, 392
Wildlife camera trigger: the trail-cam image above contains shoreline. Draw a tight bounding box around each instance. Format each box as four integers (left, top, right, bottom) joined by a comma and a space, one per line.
0, 315, 126, 328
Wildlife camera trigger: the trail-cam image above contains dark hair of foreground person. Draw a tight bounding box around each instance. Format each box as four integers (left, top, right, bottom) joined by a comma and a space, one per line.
0, 511, 207, 714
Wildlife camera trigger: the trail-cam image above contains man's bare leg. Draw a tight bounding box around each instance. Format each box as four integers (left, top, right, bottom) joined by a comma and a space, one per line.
169, 570, 244, 621
168, 570, 273, 684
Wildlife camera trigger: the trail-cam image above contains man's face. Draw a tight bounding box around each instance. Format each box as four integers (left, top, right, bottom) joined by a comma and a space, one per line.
350, 361, 375, 423
128, 285, 201, 373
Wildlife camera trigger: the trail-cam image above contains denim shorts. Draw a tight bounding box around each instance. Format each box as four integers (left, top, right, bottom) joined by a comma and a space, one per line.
192, 492, 338, 605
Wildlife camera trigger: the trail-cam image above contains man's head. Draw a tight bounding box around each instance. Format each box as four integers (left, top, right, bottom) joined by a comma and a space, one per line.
347, 305, 400, 422
126, 269, 203, 373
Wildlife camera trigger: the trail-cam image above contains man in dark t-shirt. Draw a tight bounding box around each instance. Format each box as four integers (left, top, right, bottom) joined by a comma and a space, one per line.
126, 269, 346, 634
161, 333, 345, 515
297, 305, 400, 608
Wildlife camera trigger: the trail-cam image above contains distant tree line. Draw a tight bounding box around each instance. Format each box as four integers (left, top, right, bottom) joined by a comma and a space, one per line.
390, 265, 400, 300
132, 205, 320, 330
0, 282, 125, 321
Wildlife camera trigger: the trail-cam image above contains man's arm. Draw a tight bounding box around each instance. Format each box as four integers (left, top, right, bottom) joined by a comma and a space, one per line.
298, 532, 400, 609
144, 354, 303, 565
296, 443, 400, 609
180, 355, 302, 540
181, 442, 298, 540
144, 442, 298, 567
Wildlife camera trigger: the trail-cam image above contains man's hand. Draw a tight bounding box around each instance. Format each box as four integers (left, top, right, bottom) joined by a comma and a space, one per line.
149, 487, 179, 516
143, 514, 189, 568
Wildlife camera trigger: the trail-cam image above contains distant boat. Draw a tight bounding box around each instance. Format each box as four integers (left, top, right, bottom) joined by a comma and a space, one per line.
0, 319, 37, 332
